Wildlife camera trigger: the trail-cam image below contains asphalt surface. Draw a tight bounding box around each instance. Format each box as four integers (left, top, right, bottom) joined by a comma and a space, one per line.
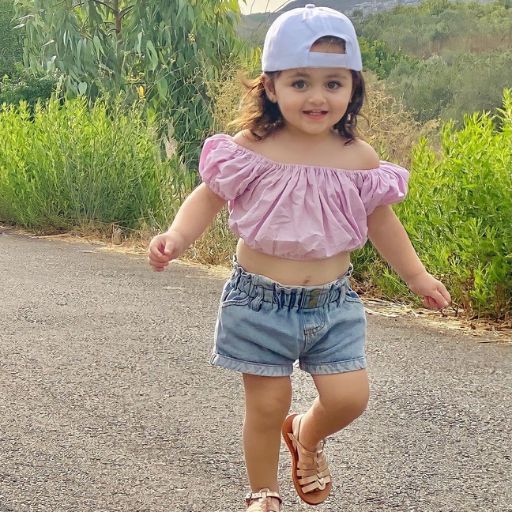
0, 230, 510, 512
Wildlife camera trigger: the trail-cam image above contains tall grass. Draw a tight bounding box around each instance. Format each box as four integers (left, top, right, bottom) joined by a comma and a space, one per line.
0, 97, 194, 234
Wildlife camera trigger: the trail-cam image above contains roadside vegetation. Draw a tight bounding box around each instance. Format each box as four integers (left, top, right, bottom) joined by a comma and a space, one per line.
0, 0, 510, 322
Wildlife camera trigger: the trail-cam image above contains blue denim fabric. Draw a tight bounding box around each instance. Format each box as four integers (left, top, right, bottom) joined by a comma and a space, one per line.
210, 258, 367, 377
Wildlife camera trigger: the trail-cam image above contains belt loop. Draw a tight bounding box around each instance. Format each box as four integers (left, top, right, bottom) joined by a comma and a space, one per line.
247, 279, 256, 298
261, 286, 270, 305
327, 285, 334, 307
335, 285, 342, 307
233, 271, 241, 289
272, 286, 280, 309
298, 290, 306, 310
288, 290, 295, 311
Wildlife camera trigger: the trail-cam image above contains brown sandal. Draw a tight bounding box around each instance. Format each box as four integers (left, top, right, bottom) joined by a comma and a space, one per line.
282, 413, 332, 505
245, 488, 283, 512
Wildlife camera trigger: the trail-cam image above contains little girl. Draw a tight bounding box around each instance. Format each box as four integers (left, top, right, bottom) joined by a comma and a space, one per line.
148, 5, 451, 511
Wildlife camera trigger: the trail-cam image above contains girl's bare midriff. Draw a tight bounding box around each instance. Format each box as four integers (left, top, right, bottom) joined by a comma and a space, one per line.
236, 238, 351, 286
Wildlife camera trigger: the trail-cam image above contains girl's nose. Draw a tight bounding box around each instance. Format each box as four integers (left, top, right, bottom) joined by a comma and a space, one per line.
307, 88, 326, 105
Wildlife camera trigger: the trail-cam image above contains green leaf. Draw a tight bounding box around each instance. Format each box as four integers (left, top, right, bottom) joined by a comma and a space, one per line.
177, 0, 185, 18
155, 76, 168, 100
93, 35, 102, 57
146, 40, 158, 71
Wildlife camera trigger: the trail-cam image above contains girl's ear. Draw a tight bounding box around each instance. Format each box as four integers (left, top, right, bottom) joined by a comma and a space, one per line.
262, 73, 277, 103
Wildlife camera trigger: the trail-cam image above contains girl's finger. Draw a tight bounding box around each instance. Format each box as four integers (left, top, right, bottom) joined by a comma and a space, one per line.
439, 284, 451, 304
424, 296, 437, 309
164, 241, 176, 256
149, 245, 170, 262
431, 289, 449, 309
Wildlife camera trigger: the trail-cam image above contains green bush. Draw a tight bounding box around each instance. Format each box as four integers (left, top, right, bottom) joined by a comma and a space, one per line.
388, 51, 512, 124
359, 37, 416, 80
354, 89, 512, 320
359, 0, 512, 59
0, 71, 56, 109
0, 97, 194, 232
387, 56, 453, 122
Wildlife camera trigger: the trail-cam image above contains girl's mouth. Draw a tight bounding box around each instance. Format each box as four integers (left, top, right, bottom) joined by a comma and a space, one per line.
303, 110, 328, 119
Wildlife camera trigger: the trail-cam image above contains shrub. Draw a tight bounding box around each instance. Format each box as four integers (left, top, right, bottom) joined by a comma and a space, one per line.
0, 71, 56, 109
359, 37, 416, 80
0, 97, 194, 233
388, 51, 512, 124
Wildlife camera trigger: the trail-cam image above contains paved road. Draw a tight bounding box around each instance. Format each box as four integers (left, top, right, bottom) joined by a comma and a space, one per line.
0, 230, 510, 512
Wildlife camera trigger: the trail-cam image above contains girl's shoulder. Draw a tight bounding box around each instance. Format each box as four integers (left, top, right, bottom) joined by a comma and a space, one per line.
229, 130, 285, 163
335, 137, 380, 172
232, 129, 266, 152
202, 130, 261, 155
232, 129, 260, 144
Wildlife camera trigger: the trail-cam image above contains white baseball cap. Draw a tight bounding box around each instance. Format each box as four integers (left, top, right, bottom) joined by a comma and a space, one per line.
262, 4, 363, 72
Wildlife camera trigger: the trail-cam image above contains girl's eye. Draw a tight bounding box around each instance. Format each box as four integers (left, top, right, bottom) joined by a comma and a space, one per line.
327, 81, 342, 90
292, 80, 307, 90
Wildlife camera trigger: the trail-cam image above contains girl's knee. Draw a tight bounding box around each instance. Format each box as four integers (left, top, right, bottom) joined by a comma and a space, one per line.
248, 391, 291, 419
326, 393, 368, 424
243, 374, 292, 427
322, 383, 369, 420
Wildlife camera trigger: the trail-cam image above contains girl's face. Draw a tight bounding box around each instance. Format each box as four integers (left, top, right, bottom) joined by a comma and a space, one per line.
264, 61, 354, 138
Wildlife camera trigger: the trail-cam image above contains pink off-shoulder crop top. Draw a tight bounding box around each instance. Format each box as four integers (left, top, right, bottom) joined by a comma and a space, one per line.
199, 134, 409, 260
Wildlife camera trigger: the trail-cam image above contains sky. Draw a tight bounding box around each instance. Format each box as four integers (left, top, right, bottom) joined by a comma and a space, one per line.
239, 0, 292, 14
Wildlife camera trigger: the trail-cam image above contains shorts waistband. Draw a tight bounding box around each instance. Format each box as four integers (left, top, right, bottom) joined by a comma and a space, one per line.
230, 256, 353, 310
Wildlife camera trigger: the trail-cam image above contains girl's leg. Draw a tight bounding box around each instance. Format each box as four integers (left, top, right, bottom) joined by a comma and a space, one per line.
299, 369, 369, 451
243, 374, 292, 491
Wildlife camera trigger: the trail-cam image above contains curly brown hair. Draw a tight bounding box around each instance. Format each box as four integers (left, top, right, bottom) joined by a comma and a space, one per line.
230, 36, 366, 143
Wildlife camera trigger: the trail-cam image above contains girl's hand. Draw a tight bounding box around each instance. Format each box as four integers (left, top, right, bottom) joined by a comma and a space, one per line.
147, 230, 186, 272
406, 271, 451, 310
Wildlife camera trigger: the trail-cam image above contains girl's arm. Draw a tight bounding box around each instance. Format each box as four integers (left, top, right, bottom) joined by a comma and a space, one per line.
148, 184, 226, 271
367, 205, 450, 309
167, 183, 227, 248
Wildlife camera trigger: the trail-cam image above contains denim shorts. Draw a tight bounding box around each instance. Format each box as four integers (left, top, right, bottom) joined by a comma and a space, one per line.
210, 258, 367, 377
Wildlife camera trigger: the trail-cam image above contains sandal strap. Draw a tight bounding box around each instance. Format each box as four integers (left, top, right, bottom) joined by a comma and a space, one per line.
245, 488, 282, 504
246, 501, 282, 512
287, 432, 324, 457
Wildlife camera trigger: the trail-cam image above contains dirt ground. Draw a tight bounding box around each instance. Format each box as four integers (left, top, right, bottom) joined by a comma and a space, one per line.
1, 228, 510, 512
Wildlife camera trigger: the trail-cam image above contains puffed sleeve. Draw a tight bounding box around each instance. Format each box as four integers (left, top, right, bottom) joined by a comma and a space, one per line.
198, 134, 256, 201
358, 162, 409, 215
